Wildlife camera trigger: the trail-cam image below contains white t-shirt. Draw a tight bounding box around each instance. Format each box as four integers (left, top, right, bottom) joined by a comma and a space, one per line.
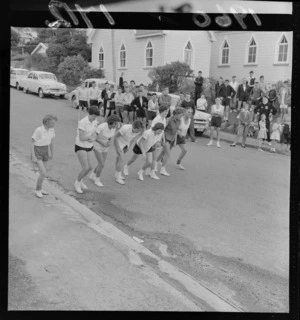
75, 116, 98, 148
88, 87, 101, 100
117, 124, 140, 149
151, 115, 166, 140
211, 104, 224, 117
196, 98, 207, 110
32, 126, 55, 146
148, 99, 158, 112
229, 81, 239, 92
94, 122, 116, 152
137, 128, 161, 152
77, 87, 88, 101
179, 117, 191, 136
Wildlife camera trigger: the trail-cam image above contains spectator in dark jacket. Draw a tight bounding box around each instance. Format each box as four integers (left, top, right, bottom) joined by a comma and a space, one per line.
215, 77, 226, 105
223, 79, 236, 121
194, 71, 204, 104
181, 93, 196, 142
236, 78, 250, 111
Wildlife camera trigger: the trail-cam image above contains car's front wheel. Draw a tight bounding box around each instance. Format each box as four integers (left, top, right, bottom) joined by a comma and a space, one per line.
195, 130, 204, 137
60, 94, 65, 99
38, 88, 44, 99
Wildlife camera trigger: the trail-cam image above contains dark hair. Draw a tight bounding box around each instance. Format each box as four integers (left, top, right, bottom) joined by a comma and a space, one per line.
152, 123, 164, 131
158, 105, 169, 113
88, 106, 100, 116
250, 71, 254, 73
139, 83, 144, 87
198, 71, 202, 73
130, 80, 135, 84
283, 81, 288, 84
105, 81, 109, 85
232, 75, 236, 78
132, 120, 144, 129
137, 89, 143, 93
225, 79, 229, 82
260, 75, 264, 79
43, 114, 57, 125
107, 114, 121, 125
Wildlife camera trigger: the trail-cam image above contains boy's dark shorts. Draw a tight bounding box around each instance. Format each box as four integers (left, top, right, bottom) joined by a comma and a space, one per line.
34, 145, 49, 162
133, 144, 155, 154
75, 144, 94, 152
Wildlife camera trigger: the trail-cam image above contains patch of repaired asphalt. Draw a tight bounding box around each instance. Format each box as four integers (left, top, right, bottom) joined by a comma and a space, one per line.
59, 183, 289, 312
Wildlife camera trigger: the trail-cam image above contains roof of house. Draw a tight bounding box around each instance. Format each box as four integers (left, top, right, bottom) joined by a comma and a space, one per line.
31, 42, 49, 55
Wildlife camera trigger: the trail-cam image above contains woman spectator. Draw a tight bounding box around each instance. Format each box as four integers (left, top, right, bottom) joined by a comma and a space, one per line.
196, 94, 208, 112
74, 106, 100, 194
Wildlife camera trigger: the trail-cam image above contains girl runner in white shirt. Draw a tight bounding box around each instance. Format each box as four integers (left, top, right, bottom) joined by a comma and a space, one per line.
89, 114, 121, 187
31, 114, 57, 198
113, 120, 144, 184
74, 106, 100, 194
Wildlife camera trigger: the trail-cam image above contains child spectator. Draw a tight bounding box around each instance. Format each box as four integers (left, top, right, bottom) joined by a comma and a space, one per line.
270, 117, 282, 153
257, 114, 268, 151
279, 115, 291, 153
196, 94, 208, 111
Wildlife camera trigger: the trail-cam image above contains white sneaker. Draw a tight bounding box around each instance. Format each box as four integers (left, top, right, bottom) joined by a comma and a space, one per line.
35, 190, 43, 198
41, 189, 49, 195
150, 171, 160, 180
123, 165, 129, 176
217, 142, 221, 148
94, 177, 104, 187
154, 162, 158, 172
160, 167, 170, 176
115, 177, 125, 185
80, 180, 88, 190
145, 168, 151, 176
176, 163, 185, 170
74, 181, 83, 193
89, 171, 96, 181
137, 170, 144, 181
207, 140, 213, 146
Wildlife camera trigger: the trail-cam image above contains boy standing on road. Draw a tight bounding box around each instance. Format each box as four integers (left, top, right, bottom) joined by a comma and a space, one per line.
88, 81, 101, 108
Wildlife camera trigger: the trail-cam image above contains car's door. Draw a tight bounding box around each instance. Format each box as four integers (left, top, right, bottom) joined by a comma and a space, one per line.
25, 72, 33, 91
31, 73, 39, 93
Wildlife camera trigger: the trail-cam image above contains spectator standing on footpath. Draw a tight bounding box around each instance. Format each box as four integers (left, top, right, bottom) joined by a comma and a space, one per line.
247, 71, 256, 93
129, 80, 137, 98
196, 94, 208, 111
215, 77, 226, 104
254, 95, 277, 142
259, 75, 267, 94
106, 85, 116, 117
119, 72, 125, 92
223, 79, 236, 121
147, 93, 159, 127
207, 97, 224, 148
250, 81, 264, 109
268, 84, 279, 114
181, 93, 196, 142
114, 86, 125, 122
278, 81, 290, 121
123, 85, 135, 124
230, 103, 251, 148
101, 82, 110, 115
236, 78, 250, 111
202, 79, 214, 113
279, 115, 291, 153
131, 89, 148, 126
257, 114, 268, 151
88, 81, 101, 108
269, 117, 282, 153
31, 114, 57, 198
194, 71, 204, 104
229, 76, 239, 111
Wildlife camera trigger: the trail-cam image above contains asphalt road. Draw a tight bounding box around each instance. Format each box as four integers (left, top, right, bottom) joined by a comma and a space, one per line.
9, 88, 290, 312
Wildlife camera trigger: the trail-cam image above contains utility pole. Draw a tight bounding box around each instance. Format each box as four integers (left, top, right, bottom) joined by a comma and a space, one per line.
111, 29, 116, 83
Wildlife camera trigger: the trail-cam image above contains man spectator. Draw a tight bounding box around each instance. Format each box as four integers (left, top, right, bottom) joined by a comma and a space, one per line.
229, 76, 239, 111
101, 81, 110, 113
175, 92, 185, 110
250, 81, 264, 108
259, 75, 267, 94
215, 77, 227, 104
129, 80, 137, 98
194, 71, 204, 104
181, 93, 196, 142
236, 78, 250, 111
131, 89, 148, 126
223, 79, 236, 121
254, 95, 277, 142
119, 72, 125, 92
88, 81, 101, 108
203, 78, 214, 113
123, 85, 135, 124
247, 71, 256, 93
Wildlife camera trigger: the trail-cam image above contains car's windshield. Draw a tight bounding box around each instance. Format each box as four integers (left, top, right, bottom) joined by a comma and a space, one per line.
16, 70, 28, 75
39, 73, 57, 81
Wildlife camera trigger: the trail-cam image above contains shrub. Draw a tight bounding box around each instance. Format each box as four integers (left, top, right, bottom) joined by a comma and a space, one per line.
57, 54, 89, 86
23, 53, 52, 72
148, 61, 194, 93
82, 67, 105, 80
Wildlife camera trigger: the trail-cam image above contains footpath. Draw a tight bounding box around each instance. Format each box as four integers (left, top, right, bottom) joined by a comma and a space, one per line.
8, 153, 241, 311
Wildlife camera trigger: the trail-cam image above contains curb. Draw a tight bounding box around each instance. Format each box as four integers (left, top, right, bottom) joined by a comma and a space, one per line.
10, 152, 243, 312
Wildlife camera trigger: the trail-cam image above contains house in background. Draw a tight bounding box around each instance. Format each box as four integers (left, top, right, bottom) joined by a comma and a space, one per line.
209, 31, 292, 83
31, 43, 49, 56
87, 29, 292, 86
11, 27, 38, 44
87, 30, 216, 85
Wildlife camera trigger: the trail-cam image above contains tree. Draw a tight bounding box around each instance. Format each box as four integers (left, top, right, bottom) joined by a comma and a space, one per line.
83, 68, 105, 80
11, 29, 20, 47
23, 53, 52, 72
148, 61, 194, 93
57, 54, 89, 86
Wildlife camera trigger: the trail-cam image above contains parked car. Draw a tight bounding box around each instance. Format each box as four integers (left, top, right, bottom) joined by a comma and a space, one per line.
10, 68, 29, 90
69, 78, 116, 108
19, 71, 67, 99
149, 91, 210, 136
